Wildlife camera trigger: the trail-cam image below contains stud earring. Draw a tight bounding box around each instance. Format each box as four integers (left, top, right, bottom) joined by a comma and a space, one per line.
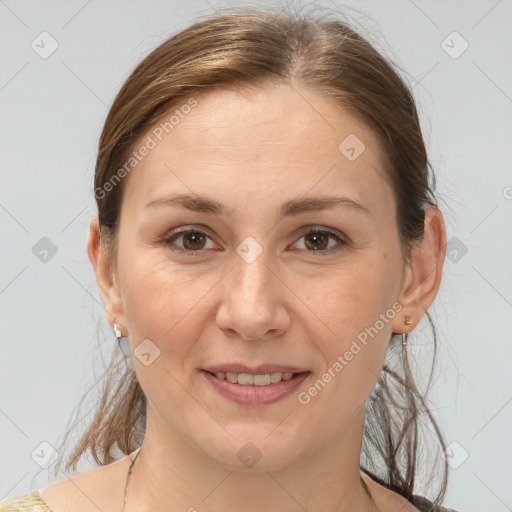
404, 314, 412, 325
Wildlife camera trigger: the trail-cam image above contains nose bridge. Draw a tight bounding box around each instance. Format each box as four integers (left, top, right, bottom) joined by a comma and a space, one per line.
231, 244, 273, 304
215, 237, 289, 340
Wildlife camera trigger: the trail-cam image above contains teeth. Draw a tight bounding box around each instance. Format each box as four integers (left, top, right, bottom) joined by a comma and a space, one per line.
214, 371, 295, 385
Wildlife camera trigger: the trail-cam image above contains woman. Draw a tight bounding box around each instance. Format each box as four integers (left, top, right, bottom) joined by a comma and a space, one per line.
1, 7, 459, 512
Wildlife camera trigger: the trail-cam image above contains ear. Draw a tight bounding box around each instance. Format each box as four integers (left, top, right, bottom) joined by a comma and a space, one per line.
391, 206, 447, 333
87, 215, 128, 336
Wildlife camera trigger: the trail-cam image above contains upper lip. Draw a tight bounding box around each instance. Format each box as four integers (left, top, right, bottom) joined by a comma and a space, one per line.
203, 363, 310, 375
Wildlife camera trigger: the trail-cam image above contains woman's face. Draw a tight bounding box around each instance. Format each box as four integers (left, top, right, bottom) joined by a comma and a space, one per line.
103, 83, 412, 470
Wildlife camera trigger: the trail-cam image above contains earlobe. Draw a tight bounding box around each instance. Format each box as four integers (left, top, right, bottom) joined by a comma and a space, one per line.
392, 207, 447, 332
87, 215, 127, 332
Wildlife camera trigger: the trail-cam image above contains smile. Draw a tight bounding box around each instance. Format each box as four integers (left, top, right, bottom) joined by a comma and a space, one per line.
201, 370, 310, 405
207, 370, 298, 386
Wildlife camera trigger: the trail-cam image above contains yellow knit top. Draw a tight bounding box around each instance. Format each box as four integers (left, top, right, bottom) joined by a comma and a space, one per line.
0, 489, 460, 511
0, 491, 53, 511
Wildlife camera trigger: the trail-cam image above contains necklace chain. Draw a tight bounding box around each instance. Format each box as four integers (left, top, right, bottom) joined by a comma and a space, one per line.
123, 447, 142, 512
122, 447, 375, 512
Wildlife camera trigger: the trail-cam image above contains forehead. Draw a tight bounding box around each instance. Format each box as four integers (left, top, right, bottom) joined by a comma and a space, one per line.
122, 83, 391, 215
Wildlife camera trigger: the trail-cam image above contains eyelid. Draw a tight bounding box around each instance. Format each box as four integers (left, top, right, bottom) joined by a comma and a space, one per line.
162, 225, 349, 256
291, 226, 347, 252
162, 226, 220, 253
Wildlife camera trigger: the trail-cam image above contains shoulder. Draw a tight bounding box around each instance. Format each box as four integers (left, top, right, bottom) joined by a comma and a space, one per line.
361, 471, 419, 511
0, 491, 53, 511
361, 471, 459, 512
410, 494, 460, 512
37, 452, 135, 512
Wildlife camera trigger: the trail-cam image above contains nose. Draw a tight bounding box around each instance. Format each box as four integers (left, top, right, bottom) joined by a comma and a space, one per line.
215, 251, 291, 341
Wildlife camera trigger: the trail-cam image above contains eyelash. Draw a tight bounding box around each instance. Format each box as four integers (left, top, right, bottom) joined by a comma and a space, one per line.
161, 226, 348, 257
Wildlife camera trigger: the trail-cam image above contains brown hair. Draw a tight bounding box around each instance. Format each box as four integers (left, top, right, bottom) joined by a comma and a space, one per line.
52, 7, 449, 510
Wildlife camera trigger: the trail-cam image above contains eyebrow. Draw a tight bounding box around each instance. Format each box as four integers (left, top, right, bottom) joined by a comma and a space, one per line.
143, 193, 372, 217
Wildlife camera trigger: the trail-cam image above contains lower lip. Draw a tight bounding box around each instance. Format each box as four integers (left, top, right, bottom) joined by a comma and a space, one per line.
201, 370, 310, 405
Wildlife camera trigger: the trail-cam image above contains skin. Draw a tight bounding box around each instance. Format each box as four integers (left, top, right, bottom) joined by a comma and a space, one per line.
41, 83, 446, 512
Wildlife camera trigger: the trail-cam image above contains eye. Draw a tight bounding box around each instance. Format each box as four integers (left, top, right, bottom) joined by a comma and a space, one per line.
163, 228, 217, 255
291, 227, 347, 255
162, 226, 348, 257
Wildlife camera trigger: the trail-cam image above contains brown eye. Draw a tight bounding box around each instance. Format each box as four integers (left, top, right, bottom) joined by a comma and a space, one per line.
163, 226, 346, 257
293, 228, 347, 255
181, 231, 207, 250
303, 231, 330, 251
163, 229, 216, 254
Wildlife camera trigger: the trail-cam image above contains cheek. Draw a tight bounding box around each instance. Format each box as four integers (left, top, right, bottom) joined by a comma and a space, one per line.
307, 255, 398, 328
301, 251, 401, 373
118, 255, 216, 406
118, 252, 254, 381
297, 267, 397, 426
118, 249, 214, 353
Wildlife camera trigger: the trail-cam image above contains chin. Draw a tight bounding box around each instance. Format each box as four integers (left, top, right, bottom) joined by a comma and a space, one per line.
197, 427, 305, 472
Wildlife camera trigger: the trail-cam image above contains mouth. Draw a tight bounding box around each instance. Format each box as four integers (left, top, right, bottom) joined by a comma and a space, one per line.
203, 370, 308, 386
200, 368, 311, 405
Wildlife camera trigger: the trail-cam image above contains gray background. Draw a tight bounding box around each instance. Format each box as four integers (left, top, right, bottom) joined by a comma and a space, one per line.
1, 1, 511, 510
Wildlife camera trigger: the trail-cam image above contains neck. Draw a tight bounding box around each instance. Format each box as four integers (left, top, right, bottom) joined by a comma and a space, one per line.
124, 405, 377, 512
